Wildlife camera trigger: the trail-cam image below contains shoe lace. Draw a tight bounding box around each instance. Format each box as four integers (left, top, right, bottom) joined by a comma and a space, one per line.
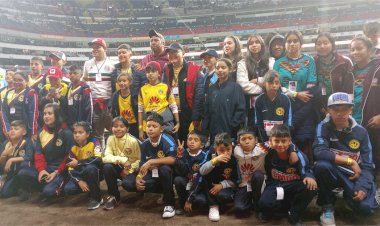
323, 209, 333, 219
164, 206, 174, 212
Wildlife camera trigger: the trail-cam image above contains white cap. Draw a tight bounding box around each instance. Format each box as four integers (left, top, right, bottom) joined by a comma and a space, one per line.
327, 92, 354, 107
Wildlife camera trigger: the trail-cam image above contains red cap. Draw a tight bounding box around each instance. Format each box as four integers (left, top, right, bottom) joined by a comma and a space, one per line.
145, 61, 162, 75
46, 67, 62, 78
88, 38, 107, 49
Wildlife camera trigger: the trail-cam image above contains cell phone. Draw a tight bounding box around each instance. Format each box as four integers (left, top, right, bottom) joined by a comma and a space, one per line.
41, 175, 48, 181
49, 87, 57, 94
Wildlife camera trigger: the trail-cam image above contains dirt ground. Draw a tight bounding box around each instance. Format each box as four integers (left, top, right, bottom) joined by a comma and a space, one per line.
0, 181, 379, 225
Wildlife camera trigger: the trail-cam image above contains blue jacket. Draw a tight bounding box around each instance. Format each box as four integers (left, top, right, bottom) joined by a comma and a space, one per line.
110, 90, 138, 121
313, 115, 375, 193
139, 133, 176, 166
64, 82, 93, 127
111, 62, 147, 98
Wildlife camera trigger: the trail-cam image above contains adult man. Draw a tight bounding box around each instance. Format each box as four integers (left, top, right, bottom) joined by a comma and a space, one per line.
200, 49, 218, 95
82, 38, 115, 146
140, 30, 169, 71
162, 42, 204, 143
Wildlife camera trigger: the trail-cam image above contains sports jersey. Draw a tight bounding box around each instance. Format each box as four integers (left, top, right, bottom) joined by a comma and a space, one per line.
65, 82, 93, 127
274, 54, 317, 92
353, 63, 372, 124
234, 143, 269, 187
103, 134, 141, 174
28, 74, 46, 93
139, 133, 176, 165
83, 57, 115, 99
138, 83, 176, 114
118, 94, 137, 124
254, 91, 292, 141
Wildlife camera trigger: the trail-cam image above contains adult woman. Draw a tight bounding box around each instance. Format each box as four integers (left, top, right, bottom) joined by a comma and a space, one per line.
202, 58, 246, 144
314, 32, 354, 108
237, 34, 269, 126
350, 35, 380, 174
19, 103, 73, 199
273, 30, 321, 159
1, 72, 39, 141
222, 36, 243, 82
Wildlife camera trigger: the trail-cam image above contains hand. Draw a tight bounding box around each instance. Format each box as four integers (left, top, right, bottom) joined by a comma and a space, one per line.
139, 129, 145, 141
120, 168, 130, 179
172, 123, 180, 134
250, 79, 258, 84
66, 158, 79, 168
31, 134, 37, 142
367, 115, 380, 129
296, 91, 313, 103
215, 153, 231, 164
135, 63, 142, 71
45, 171, 58, 183
353, 190, 366, 202
78, 180, 90, 192
136, 177, 145, 191
303, 177, 317, 190
192, 121, 200, 129
123, 160, 131, 171
177, 140, 185, 158
289, 151, 299, 165
38, 170, 49, 183
139, 161, 152, 176
209, 183, 223, 196
4, 159, 13, 173
184, 201, 192, 213
349, 160, 362, 181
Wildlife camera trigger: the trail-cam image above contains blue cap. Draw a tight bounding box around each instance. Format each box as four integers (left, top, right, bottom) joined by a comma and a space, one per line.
165, 42, 184, 52
200, 49, 219, 59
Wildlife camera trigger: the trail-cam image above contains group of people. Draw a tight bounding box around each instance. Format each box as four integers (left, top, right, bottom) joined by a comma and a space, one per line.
0, 20, 380, 225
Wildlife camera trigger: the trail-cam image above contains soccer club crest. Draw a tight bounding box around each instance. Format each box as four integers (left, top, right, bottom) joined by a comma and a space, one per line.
192, 163, 200, 172
18, 149, 25, 157
56, 138, 63, 147
38, 83, 43, 89
157, 150, 165, 159
223, 168, 232, 180
276, 107, 285, 116
349, 139, 360, 150
18, 95, 24, 102
74, 94, 79, 101
286, 167, 296, 174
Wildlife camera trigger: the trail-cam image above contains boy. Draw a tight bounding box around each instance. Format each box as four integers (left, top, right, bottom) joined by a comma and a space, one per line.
65, 65, 93, 128
122, 112, 177, 219
363, 21, 380, 56
0, 120, 33, 200
258, 125, 317, 225
174, 130, 208, 215
313, 92, 379, 226
200, 133, 238, 222
28, 56, 46, 92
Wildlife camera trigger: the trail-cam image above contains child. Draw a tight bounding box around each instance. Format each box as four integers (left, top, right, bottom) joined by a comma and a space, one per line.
313, 92, 379, 226
102, 116, 141, 210
65, 65, 93, 128
122, 112, 177, 219
174, 130, 209, 215
233, 127, 267, 216
200, 132, 239, 222
110, 72, 138, 138
254, 70, 292, 142
138, 61, 179, 141
63, 121, 103, 210
363, 21, 380, 56
258, 125, 317, 225
28, 56, 46, 93
0, 120, 33, 200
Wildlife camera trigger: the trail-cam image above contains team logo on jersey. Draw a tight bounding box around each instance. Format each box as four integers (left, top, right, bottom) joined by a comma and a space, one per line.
349, 139, 360, 149
56, 139, 63, 147
124, 148, 132, 155
38, 83, 43, 89
74, 94, 79, 100
276, 107, 285, 116
223, 168, 232, 180
157, 150, 165, 158
159, 89, 163, 94
94, 146, 102, 155
192, 163, 200, 172
18, 149, 25, 157
241, 163, 255, 173
149, 96, 160, 105
286, 167, 296, 174
18, 95, 24, 102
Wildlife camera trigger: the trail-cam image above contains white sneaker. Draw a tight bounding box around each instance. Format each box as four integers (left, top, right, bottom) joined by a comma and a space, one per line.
208, 206, 220, 222
320, 207, 336, 226
162, 206, 175, 219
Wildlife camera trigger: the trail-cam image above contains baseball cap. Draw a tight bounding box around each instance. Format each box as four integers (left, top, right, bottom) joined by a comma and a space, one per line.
200, 49, 219, 59
327, 92, 354, 107
88, 38, 107, 49
145, 61, 162, 75
46, 67, 62, 79
149, 29, 164, 40
165, 42, 184, 53
49, 51, 67, 62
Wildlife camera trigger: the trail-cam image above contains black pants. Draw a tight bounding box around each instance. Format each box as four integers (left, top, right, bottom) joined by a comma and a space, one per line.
174, 176, 207, 209
234, 171, 265, 213
103, 163, 123, 200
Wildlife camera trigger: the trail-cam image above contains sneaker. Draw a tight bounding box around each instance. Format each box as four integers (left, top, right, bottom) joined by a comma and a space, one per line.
103, 196, 119, 210
162, 206, 175, 218
288, 213, 303, 226
320, 207, 336, 226
257, 212, 269, 223
18, 189, 31, 202
175, 208, 184, 215
208, 206, 220, 222
87, 198, 104, 210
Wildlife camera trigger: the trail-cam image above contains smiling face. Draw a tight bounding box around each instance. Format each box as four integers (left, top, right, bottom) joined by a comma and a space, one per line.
315, 36, 334, 57
43, 106, 55, 127
112, 120, 128, 139
168, 50, 184, 65
117, 75, 131, 91
350, 40, 371, 65
216, 60, 231, 83
269, 136, 292, 154
12, 73, 27, 92
91, 44, 106, 60
118, 48, 132, 64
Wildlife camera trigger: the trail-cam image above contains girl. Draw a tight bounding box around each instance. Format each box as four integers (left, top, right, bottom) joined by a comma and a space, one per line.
64, 121, 103, 210
350, 35, 380, 174
268, 34, 285, 69
202, 58, 246, 144
237, 34, 269, 126
20, 103, 73, 200
138, 61, 179, 141
222, 36, 243, 82
1, 71, 39, 141
254, 70, 292, 142
273, 30, 321, 160
314, 32, 354, 108
0, 120, 33, 200
102, 117, 141, 210
111, 72, 138, 138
